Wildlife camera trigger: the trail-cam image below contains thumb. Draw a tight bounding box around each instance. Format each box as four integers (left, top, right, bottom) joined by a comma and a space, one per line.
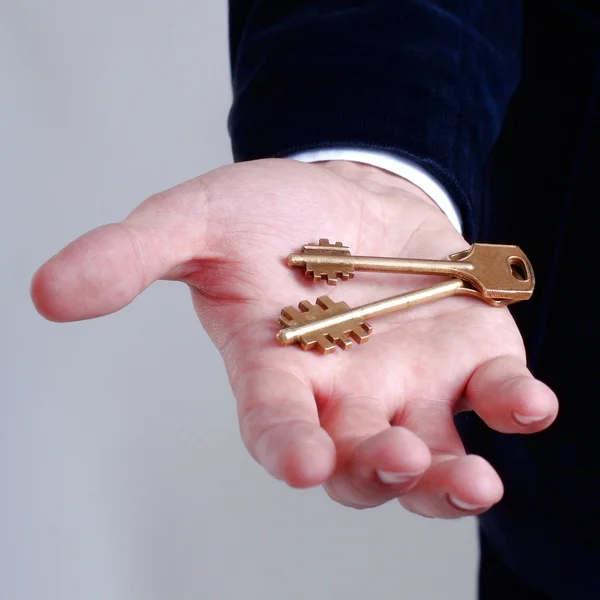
31, 179, 210, 322
464, 354, 559, 434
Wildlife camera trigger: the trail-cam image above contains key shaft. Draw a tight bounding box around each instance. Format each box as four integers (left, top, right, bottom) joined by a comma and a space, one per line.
277, 279, 466, 347
288, 253, 474, 276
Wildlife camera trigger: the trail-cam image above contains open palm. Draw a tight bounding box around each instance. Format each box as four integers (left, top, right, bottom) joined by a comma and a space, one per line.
31, 159, 558, 518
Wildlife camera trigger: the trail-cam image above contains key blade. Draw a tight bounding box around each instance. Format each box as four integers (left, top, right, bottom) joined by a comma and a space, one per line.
298, 239, 354, 285
277, 295, 372, 353
301, 239, 351, 256
278, 295, 344, 329
304, 264, 355, 285
448, 243, 535, 301
298, 320, 372, 353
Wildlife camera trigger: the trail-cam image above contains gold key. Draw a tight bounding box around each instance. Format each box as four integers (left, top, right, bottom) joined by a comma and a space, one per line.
278, 278, 511, 354
288, 239, 534, 303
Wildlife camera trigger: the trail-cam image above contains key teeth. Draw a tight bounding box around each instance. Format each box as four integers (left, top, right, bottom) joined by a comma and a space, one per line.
280, 306, 295, 319
305, 267, 354, 285
318, 238, 343, 248
279, 299, 320, 327
278, 294, 369, 354
278, 307, 296, 327
299, 334, 334, 354
303, 321, 372, 353
320, 335, 338, 354
298, 336, 315, 352
305, 264, 354, 284
315, 295, 334, 310
348, 321, 372, 344
335, 271, 354, 284
298, 300, 314, 313
335, 334, 353, 350
294, 323, 372, 354
306, 272, 332, 285
320, 344, 337, 355
302, 240, 351, 256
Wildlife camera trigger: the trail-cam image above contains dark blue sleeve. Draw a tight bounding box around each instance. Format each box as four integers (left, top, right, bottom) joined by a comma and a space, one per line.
227, 1, 522, 240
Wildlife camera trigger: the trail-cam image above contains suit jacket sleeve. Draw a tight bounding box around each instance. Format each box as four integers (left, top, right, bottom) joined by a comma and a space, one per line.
227, 0, 522, 240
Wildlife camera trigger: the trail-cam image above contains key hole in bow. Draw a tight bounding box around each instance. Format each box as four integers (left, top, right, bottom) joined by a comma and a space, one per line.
508, 257, 530, 281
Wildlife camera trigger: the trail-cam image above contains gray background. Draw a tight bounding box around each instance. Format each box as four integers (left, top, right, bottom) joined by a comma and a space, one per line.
1, 1, 477, 598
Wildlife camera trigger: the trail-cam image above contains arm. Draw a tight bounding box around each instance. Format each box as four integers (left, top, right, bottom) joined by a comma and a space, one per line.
32, 1, 557, 519
228, 0, 522, 240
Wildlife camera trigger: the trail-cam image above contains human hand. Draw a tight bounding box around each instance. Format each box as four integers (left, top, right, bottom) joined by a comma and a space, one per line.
31, 158, 558, 518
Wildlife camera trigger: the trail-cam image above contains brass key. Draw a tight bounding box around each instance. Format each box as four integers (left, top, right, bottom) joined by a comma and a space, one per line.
277, 278, 510, 354
288, 239, 534, 303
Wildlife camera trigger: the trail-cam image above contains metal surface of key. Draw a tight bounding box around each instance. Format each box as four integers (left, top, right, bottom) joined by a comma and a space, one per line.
277, 278, 506, 354
288, 240, 535, 302
298, 239, 354, 284
278, 295, 372, 353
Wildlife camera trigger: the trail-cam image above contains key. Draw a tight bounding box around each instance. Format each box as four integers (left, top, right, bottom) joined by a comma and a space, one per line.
287, 239, 534, 303
277, 278, 514, 354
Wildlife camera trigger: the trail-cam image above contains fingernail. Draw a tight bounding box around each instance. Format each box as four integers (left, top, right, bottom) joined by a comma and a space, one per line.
448, 494, 487, 512
513, 412, 546, 425
377, 469, 424, 485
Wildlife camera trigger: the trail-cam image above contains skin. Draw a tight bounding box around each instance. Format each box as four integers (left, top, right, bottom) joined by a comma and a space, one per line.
30, 158, 559, 518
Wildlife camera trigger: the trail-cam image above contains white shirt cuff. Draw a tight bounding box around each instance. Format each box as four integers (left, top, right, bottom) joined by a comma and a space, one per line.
288, 147, 463, 234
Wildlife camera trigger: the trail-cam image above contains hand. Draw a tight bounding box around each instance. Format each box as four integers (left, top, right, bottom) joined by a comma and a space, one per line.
31, 158, 558, 518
